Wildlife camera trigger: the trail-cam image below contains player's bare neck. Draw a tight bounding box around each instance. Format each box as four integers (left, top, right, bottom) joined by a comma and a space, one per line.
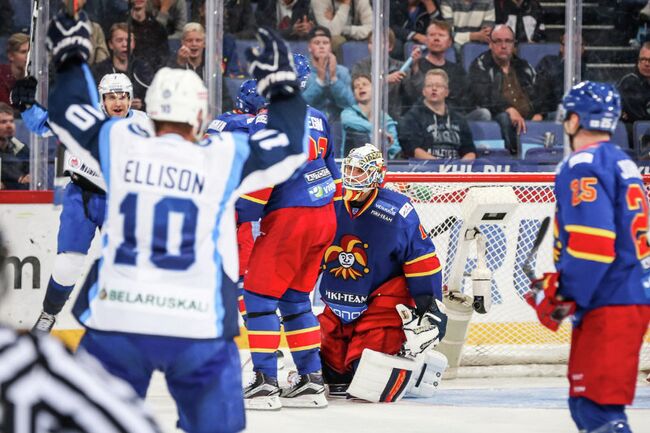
154, 121, 195, 142
572, 130, 611, 152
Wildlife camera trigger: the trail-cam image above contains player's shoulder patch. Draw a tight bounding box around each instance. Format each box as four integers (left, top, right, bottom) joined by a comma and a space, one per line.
377, 188, 415, 220
399, 202, 414, 218
568, 151, 594, 168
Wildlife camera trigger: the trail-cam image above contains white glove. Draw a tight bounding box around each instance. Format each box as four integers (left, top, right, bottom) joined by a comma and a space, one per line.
396, 300, 448, 358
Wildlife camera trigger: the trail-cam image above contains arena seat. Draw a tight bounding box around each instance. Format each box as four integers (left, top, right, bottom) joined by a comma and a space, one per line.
517, 42, 561, 68
341, 41, 368, 69
520, 121, 564, 158
633, 120, 650, 159
468, 121, 504, 150
461, 42, 489, 72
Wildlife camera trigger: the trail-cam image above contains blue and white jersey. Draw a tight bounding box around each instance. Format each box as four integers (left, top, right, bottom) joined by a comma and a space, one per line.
47, 62, 309, 339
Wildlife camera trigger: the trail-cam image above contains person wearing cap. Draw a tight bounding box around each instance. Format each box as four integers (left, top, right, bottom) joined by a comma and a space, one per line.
303, 25, 355, 126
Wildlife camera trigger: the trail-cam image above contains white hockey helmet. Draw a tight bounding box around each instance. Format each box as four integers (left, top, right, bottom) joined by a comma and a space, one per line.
98, 73, 133, 113
342, 144, 386, 194
145, 67, 208, 140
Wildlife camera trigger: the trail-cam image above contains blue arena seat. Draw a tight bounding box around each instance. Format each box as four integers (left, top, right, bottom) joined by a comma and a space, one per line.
520, 121, 564, 158
235, 39, 259, 71
524, 147, 564, 164
633, 120, 650, 158
224, 77, 245, 107
10, 0, 31, 33
468, 121, 504, 149
612, 122, 629, 148
462, 42, 489, 72
517, 43, 561, 68
341, 41, 368, 69
168, 38, 182, 56
404, 41, 456, 63
289, 41, 310, 58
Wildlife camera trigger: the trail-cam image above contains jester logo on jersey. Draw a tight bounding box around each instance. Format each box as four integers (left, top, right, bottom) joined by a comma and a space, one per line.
322, 234, 370, 280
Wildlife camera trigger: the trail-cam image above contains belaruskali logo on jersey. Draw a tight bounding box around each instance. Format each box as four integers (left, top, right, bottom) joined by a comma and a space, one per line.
322, 234, 370, 280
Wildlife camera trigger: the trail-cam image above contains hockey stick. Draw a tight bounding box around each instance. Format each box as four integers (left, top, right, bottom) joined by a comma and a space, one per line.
428, 216, 458, 238
25, 0, 41, 77
522, 216, 551, 286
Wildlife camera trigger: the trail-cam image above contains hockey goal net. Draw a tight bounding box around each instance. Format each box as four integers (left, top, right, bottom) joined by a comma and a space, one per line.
384, 172, 650, 372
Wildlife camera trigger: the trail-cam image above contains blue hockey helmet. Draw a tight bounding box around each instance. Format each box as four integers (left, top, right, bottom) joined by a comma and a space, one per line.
236, 79, 266, 114
293, 53, 311, 90
561, 81, 621, 134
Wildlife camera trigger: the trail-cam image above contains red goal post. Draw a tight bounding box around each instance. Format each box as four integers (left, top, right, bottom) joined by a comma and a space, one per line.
383, 172, 650, 371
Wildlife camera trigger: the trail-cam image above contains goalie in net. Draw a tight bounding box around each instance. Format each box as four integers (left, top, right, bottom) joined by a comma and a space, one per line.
317, 144, 449, 403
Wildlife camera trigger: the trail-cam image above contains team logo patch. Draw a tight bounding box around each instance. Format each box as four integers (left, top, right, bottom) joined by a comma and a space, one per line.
69, 156, 80, 167
322, 234, 370, 280
399, 202, 414, 218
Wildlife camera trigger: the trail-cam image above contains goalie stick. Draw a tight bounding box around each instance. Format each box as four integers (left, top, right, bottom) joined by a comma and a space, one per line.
522, 216, 551, 290
427, 216, 458, 238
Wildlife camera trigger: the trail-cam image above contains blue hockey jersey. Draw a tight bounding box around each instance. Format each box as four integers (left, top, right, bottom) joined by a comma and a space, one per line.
206, 111, 254, 134
318, 188, 443, 324
554, 141, 650, 320
244, 106, 342, 217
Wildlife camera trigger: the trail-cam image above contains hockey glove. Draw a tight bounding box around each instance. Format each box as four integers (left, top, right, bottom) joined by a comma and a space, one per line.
245, 27, 298, 99
524, 272, 576, 332
396, 299, 448, 358
10, 76, 38, 112
46, 10, 93, 69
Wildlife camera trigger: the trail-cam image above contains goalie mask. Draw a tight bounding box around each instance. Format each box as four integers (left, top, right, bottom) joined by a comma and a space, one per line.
98, 73, 133, 116
341, 144, 386, 202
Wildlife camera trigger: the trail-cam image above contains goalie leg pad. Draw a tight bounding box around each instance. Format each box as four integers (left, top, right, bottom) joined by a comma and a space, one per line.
346, 348, 417, 403
404, 350, 448, 398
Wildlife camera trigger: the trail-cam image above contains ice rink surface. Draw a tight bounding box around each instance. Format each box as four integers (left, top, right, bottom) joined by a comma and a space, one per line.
146, 351, 650, 433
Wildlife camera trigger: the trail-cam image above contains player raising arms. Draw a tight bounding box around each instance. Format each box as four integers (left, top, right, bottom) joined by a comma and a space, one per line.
318, 144, 448, 402
44, 8, 311, 433
242, 53, 341, 410
526, 81, 650, 433
11, 72, 148, 334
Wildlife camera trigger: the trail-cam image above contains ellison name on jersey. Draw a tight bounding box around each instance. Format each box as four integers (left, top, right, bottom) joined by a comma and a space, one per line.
123, 160, 205, 194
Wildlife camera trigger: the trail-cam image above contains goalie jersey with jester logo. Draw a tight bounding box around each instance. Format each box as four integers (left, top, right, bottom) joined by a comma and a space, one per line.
319, 185, 443, 324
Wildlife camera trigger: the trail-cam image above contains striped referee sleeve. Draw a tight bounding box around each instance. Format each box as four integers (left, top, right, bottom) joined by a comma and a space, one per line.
0, 327, 162, 433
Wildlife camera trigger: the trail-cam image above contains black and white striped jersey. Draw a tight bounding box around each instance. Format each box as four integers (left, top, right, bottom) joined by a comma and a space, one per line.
0, 327, 162, 433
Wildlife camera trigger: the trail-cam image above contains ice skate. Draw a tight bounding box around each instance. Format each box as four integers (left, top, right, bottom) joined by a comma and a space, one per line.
31, 311, 56, 334
244, 371, 281, 410
280, 370, 328, 408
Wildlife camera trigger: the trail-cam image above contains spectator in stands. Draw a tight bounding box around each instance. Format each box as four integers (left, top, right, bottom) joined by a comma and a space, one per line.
130, 0, 170, 71
440, 0, 495, 47
303, 26, 356, 121
403, 21, 486, 118
0, 33, 28, 109
389, 0, 442, 60
398, 69, 476, 160
311, 0, 373, 58
148, 0, 188, 40
224, 0, 258, 39
167, 22, 206, 77
468, 24, 537, 155
85, 0, 130, 38
93, 23, 155, 110
618, 42, 650, 133
352, 29, 408, 121
495, 0, 545, 43
0, 102, 29, 190
0, 0, 14, 36
532, 34, 585, 120
341, 73, 401, 158
255, 0, 316, 40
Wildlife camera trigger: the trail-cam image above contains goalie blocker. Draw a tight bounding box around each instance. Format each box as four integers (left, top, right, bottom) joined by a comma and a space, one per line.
346, 348, 448, 403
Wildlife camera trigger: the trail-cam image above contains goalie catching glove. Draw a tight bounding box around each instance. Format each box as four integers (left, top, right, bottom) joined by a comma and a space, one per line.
396, 297, 447, 358
246, 27, 299, 99
524, 272, 576, 332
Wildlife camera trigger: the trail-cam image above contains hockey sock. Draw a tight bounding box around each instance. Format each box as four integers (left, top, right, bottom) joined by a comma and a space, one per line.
237, 277, 247, 324
279, 289, 321, 375
244, 290, 281, 378
570, 397, 630, 433
42, 277, 74, 315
